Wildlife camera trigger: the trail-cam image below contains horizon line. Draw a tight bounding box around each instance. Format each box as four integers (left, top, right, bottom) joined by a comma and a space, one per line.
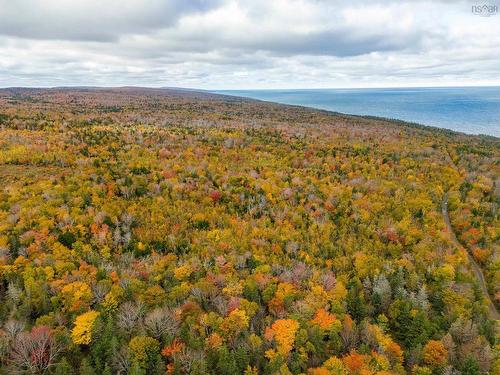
1, 84, 500, 91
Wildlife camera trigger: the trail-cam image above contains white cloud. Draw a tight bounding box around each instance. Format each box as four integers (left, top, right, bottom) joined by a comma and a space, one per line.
0, 0, 499, 88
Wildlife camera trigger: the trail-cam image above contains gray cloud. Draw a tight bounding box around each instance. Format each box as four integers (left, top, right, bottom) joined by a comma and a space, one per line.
0, 0, 222, 41
0, 0, 498, 88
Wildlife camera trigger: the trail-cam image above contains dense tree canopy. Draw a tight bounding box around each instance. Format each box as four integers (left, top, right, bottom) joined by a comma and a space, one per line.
0, 88, 498, 374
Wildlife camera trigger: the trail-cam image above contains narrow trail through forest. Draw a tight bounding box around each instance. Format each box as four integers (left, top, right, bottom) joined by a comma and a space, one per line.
441, 193, 499, 320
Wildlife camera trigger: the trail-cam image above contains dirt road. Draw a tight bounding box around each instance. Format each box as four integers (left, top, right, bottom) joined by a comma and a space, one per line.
442, 192, 499, 320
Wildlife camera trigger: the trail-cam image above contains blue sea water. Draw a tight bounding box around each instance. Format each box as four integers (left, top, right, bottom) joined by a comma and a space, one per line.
213, 87, 500, 137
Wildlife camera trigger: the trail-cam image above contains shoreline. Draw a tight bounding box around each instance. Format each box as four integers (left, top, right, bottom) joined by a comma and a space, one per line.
212, 88, 500, 139
1, 86, 499, 140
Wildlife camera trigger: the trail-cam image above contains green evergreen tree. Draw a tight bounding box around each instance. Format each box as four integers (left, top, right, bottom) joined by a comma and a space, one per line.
460, 356, 479, 375
101, 364, 113, 375
129, 361, 146, 375
216, 346, 238, 375
53, 357, 74, 375
79, 358, 96, 375
389, 299, 430, 350
91, 317, 118, 372
235, 346, 250, 372
347, 277, 367, 321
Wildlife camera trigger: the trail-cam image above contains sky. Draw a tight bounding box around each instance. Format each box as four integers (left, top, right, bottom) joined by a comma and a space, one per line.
0, 0, 499, 89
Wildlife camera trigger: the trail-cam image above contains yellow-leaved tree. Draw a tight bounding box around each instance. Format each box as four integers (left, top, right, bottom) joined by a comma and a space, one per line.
71, 310, 100, 345
265, 319, 299, 357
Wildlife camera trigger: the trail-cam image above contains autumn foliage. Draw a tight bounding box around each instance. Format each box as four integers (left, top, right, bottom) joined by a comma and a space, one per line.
71, 310, 100, 345
0, 88, 497, 374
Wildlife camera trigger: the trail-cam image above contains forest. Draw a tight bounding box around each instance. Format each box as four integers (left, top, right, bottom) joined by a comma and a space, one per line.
0, 88, 498, 374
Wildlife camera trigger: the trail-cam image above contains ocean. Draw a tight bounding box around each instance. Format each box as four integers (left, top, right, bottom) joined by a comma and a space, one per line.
213, 87, 500, 137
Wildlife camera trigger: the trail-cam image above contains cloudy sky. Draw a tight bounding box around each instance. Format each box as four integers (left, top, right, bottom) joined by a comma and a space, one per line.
0, 0, 499, 89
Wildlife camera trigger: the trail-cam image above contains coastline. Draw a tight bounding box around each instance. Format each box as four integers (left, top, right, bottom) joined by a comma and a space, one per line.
212, 88, 500, 138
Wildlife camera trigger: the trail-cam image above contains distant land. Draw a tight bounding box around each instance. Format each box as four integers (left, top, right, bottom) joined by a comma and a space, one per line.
213, 87, 500, 137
